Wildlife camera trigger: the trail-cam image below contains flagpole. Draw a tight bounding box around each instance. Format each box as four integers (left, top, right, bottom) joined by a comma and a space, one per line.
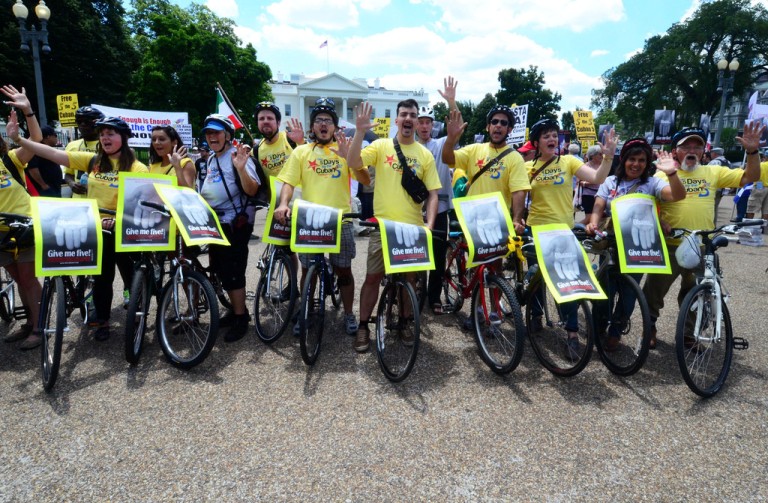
216, 82, 254, 143
326, 45, 329, 75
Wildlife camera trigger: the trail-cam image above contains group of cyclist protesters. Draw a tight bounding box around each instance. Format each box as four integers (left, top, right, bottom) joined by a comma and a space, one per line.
1, 78, 765, 363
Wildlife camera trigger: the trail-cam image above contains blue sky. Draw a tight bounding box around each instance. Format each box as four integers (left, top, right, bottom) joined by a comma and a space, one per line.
165, 0, 765, 114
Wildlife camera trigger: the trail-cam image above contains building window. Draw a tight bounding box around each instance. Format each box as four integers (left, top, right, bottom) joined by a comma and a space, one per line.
285, 104, 292, 117
385, 109, 391, 118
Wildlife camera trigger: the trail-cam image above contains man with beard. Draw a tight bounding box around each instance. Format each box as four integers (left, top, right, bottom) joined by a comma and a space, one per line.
642, 124, 763, 349
64, 106, 104, 198
274, 98, 370, 338
346, 99, 441, 352
253, 101, 305, 179
442, 104, 530, 236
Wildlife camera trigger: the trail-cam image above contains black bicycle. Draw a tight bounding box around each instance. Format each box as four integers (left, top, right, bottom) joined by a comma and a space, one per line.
253, 243, 298, 344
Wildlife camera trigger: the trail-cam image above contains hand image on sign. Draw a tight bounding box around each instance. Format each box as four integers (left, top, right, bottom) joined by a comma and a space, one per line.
54, 209, 89, 249
545, 234, 581, 281
305, 205, 333, 229
131, 183, 164, 229
623, 204, 656, 249
394, 221, 419, 248
178, 191, 209, 226
464, 200, 503, 246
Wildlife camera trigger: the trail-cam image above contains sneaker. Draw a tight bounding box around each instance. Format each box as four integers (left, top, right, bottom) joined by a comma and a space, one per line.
344, 314, 358, 335
224, 313, 250, 342
565, 336, 581, 362
400, 327, 415, 347
19, 332, 42, 350
122, 290, 130, 309
220, 310, 251, 328
354, 325, 370, 353
530, 316, 544, 334
462, 317, 474, 331
4, 323, 32, 343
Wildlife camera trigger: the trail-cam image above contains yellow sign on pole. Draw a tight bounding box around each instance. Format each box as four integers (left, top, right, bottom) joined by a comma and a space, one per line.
372, 118, 390, 139
573, 110, 596, 147
57, 94, 79, 127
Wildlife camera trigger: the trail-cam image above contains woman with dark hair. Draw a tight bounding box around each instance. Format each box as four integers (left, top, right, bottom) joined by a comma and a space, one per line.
149, 125, 195, 188
11, 117, 148, 341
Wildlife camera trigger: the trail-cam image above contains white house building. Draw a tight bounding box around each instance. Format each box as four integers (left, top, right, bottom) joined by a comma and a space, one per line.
268, 72, 430, 129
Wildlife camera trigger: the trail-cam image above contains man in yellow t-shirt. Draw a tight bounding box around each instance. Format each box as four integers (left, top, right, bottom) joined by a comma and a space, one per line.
642, 125, 763, 346
443, 104, 530, 235
745, 160, 768, 220
347, 99, 442, 352
64, 106, 104, 198
253, 101, 305, 178
275, 98, 370, 339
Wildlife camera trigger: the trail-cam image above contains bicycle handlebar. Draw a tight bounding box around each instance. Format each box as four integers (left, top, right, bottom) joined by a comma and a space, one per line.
670, 219, 766, 239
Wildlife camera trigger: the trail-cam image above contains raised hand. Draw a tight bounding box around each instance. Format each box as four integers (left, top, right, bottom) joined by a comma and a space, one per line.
286, 118, 305, 144
5, 109, 20, 142
599, 128, 618, 157
231, 142, 251, 171
331, 130, 351, 159
446, 108, 467, 140
1, 85, 31, 113
354, 102, 374, 133
736, 120, 766, 152
654, 150, 678, 175
438, 76, 458, 103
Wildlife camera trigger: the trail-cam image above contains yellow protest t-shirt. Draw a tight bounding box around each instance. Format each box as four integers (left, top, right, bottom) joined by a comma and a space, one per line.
67, 152, 148, 215
256, 131, 294, 178
361, 139, 441, 226
453, 143, 530, 209
656, 165, 744, 232
149, 157, 194, 180
278, 142, 355, 213
0, 150, 32, 216
526, 155, 584, 226
760, 161, 768, 184
64, 138, 101, 199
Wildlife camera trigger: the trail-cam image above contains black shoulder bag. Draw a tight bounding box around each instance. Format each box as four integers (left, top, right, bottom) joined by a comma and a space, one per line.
393, 138, 429, 203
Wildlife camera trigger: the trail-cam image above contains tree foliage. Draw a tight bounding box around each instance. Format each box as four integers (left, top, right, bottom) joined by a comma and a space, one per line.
592, 0, 768, 136
128, 0, 272, 137
496, 66, 562, 126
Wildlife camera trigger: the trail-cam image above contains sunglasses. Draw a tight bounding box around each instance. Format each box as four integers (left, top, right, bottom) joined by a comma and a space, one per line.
490, 119, 509, 126
315, 98, 335, 107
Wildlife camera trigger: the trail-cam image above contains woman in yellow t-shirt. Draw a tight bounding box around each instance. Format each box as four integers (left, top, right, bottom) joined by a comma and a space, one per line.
13, 117, 148, 342
148, 125, 195, 188
525, 118, 617, 361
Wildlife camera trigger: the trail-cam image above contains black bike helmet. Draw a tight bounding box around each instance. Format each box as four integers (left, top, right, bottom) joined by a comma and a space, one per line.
254, 101, 281, 122
75, 106, 105, 123
202, 114, 235, 137
310, 97, 339, 127
529, 118, 560, 142
94, 117, 132, 137
671, 127, 706, 149
486, 104, 515, 126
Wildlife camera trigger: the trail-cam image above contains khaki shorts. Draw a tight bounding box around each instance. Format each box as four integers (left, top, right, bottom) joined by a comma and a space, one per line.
0, 246, 34, 268
299, 222, 356, 269
746, 187, 768, 215
366, 229, 385, 275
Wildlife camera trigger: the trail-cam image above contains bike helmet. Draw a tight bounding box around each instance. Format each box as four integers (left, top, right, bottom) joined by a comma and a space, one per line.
486, 105, 515, 126
529, 118, 560, 142
202, 114, 235, 137
75, 106, 104, 123
310, 97, 338, 127
418, 106, 434, 120
675, 233, 703, 270
671, 127, 706, 149
94, 117, 132, 137
254, 101, 281, 122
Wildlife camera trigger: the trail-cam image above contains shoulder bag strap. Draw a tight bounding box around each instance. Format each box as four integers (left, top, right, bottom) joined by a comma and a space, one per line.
528, 156, 557, 183
392, 138, 409, 170
470, 147, 514, 185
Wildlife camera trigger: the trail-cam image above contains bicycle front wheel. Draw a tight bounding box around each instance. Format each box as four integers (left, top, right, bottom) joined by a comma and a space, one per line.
125, 267, 151, 366
254, 252, 296, 343
40, 277, 66, 391
592, 271, 651, 376
156, 269, 219, 369
441, 241, 466, 313
526, 281, 593, 377
376, 279, 420, 382
299, 264, 326, 365
675, 283, 734, 398
471, 274, 525, 375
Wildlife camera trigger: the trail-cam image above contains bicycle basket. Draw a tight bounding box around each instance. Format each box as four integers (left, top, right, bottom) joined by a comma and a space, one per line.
675, 233, 702, 270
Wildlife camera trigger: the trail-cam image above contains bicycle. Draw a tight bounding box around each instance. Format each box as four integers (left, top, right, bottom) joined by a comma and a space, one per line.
439, 224, 525, 375
252, 242, 298, 344
135, 200, 220, 369
582, 231, 652, 376
671, 219, 765, 398
504, 228, 595, 377
0, 212, 33, 323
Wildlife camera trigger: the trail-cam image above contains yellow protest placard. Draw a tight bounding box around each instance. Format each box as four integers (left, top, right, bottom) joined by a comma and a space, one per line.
56, 94, 79, 128
372, 118, 390, 138
573, 110, 596, 144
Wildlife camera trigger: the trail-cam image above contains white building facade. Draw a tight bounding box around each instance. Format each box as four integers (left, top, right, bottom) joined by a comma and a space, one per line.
269, 72, 430, 129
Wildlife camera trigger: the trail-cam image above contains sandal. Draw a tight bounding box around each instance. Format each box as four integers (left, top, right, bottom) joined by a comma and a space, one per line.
19, 330, 42, 350
431, 303, 447, 315
4, 323, 33, 343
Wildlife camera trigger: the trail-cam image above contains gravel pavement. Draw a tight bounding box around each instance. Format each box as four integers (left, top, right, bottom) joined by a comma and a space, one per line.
1, 195, 767, 501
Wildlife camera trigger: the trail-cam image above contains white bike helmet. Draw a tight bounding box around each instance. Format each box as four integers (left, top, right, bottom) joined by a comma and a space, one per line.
675, 233, 702, 270
418, 106, 434, 120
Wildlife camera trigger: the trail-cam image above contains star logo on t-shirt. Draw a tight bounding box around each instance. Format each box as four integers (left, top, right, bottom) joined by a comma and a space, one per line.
308, 160, 318, 171
261, 157, 269, 168
386, 155, 395, 167
476, 158, 485, 168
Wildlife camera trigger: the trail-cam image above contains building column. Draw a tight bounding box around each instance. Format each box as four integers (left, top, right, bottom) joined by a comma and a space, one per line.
342, 97, 348, 122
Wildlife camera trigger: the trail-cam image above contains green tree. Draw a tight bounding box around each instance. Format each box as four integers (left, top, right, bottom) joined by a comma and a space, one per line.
0, 0, 138, 126
561, 111, 576, 134
496, 66, 562, 126
592, 0, 768, 136
127, 0, 272, 138
720, 127, 738, 151
466, 94, 496, 144
593, 108, 622, 138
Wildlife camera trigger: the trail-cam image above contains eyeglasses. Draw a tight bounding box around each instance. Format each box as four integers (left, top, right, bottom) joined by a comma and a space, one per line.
315, 98, 335, 107
490, 119, 509, 126
314, 118, 334, 125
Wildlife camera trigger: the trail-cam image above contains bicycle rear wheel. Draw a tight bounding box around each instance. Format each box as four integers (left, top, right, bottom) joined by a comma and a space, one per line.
592, 271, 651, 376
125, 267, 151, 366
441, 242, 466, 313
254, 252, 296, 343
40, 277, 65, 391
75, 275, 95, 323
328, 267, 342, 309
156, 269, 219, 369
471, 274, 525, 375
675, 283, 734, 398
0, 268, 15, 322
299, 264, 326, 365
376, 279, 420, 382
526, 280, 593, 377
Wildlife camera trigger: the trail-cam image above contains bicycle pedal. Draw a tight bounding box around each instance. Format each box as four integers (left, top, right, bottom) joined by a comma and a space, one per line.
733, 337, 749, 350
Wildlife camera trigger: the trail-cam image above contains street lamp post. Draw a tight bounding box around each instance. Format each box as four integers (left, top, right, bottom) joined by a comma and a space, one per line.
712, 57, 739, 149
12, 0, 52, 127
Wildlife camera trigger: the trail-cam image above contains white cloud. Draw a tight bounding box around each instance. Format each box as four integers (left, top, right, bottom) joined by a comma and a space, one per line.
624, 48, 641, 60
266, 0, 360, 29
205, 0, 239, 19
590, 49, 609, 58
